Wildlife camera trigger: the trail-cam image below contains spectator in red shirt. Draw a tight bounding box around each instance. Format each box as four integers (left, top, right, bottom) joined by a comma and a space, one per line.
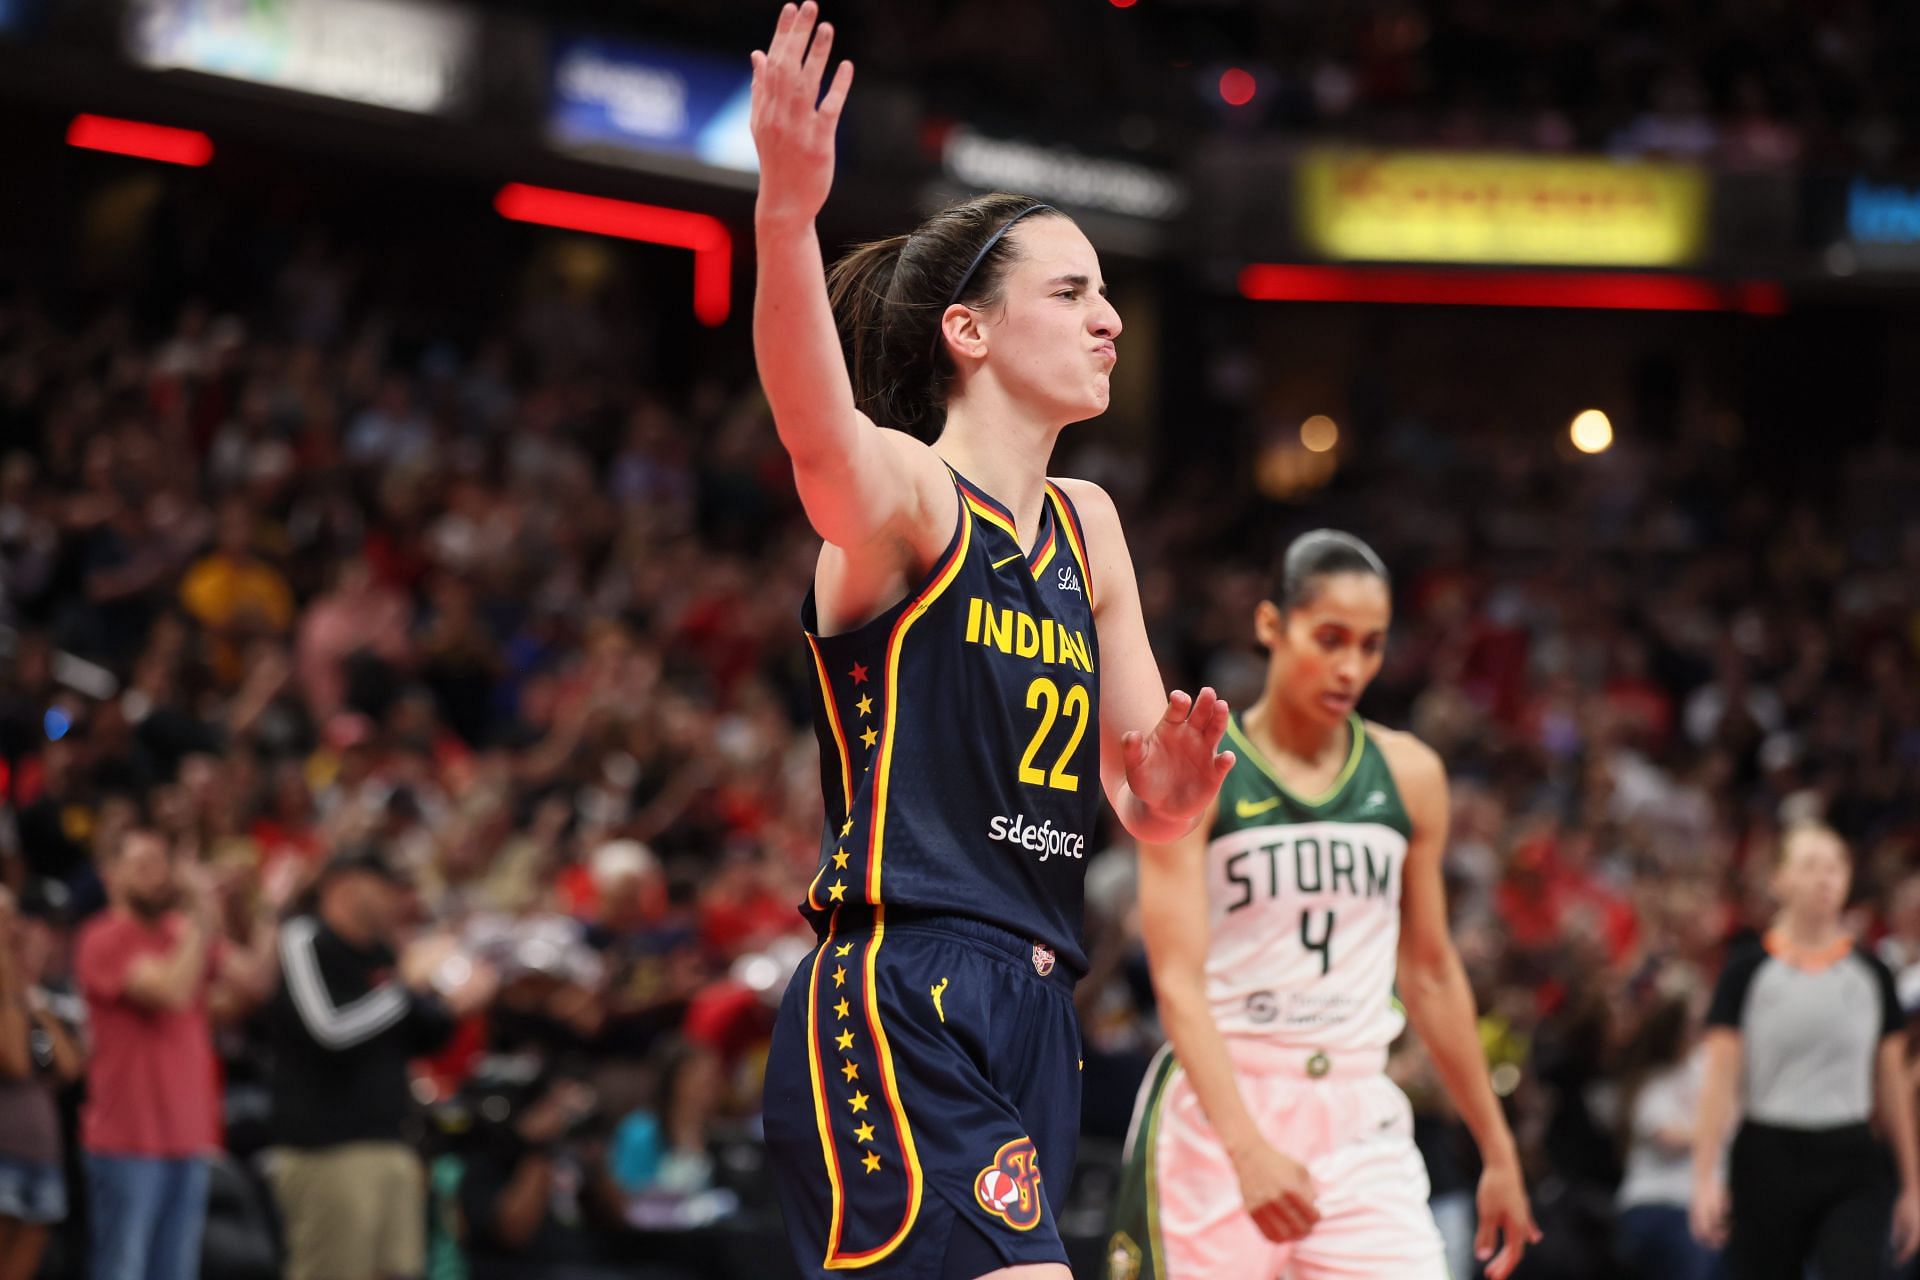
75, 829, 270, 1280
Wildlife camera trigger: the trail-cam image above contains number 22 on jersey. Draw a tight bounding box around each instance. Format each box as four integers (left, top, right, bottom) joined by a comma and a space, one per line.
1017, 676, 1089, 792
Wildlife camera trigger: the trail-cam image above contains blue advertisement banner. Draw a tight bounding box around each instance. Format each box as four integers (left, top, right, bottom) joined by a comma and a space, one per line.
548, 35, 757, 174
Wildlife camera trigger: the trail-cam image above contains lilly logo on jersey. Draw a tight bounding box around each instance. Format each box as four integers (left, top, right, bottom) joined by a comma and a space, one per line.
973, 1136, 1044, 1231
988, 814, 1086, 863
1056, 565, 1082, 595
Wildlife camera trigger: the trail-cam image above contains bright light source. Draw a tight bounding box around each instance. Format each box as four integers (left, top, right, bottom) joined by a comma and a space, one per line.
1570, 409, 1614, 454
67, 114, 213, 167
1300, 415, 1339, 453
494, 183, 732, 326
1219, 68, 1257, 107
1109, 0, 1137, 7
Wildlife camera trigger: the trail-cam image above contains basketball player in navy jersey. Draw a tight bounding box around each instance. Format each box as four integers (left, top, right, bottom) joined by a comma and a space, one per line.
748, 5, 1236, 1277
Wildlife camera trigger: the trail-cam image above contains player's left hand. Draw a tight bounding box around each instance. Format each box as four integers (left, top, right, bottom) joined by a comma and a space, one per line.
1893, 1182, 1920, 1264
1474, 1161, 1540, 1280
1123, 687, 1234, 825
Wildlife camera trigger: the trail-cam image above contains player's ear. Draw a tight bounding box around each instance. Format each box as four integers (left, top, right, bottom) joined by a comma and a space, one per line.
1254, 600, 1285, 651
940, 304, 989, 364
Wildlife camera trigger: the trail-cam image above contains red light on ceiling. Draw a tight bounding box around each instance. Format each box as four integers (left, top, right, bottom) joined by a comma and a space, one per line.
1219, 68, 1257, 107
1109, 0, 1138, 8
494, 183, 733, 326
66, 114, 213, 167
1237, 264, 1786, 315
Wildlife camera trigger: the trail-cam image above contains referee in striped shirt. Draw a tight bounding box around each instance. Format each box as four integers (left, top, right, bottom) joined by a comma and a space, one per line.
264, 845, 496, 1280
1692, 821, 1920, 1279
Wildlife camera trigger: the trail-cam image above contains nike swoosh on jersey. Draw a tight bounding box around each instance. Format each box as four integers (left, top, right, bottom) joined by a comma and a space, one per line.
991, 552, 1024, 570
1235, 796, 1282, 819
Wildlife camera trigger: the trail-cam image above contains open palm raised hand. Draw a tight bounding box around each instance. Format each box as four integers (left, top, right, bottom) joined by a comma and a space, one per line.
1123, 687, 1235, 827
749, 2, 855, 224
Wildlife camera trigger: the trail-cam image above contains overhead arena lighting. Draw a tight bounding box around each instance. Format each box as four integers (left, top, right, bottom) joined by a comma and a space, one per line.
493, 183, 732, 326
1237, 265, 1786, 315
66, 114, 214, 167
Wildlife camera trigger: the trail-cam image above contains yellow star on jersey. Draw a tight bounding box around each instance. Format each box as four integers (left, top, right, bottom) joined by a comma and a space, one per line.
832, 849, 850, 870
834, 998, 850, 1019
834, 941, 853, 956
828, 880, 848, 903
841, 817, 855, 837
841, 1059, 860, 1083
854, 1121, 876, 1144
860, 726, 878, 749
832, 965, 847, 987
855, 695, 873, 717
848, 1091, 870, 1114
862, 1151, 882, 1175
835, 1028, 855, 1051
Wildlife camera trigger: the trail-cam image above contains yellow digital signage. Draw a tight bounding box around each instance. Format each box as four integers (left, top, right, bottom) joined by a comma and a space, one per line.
1297, 150, 1709, 267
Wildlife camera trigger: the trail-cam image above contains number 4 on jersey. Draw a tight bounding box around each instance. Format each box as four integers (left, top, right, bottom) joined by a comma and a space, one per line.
1300, 909, 1335, 975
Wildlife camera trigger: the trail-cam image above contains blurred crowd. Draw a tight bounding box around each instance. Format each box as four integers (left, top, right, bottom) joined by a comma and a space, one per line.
613, 0, 1920, 170
2, 179, 1919, 1280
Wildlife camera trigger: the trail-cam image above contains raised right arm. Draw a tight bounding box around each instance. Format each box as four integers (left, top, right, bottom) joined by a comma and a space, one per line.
749, 3, 942, 553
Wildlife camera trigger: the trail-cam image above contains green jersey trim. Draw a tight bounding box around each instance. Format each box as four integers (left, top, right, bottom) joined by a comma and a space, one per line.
1225, 712, 1367, 811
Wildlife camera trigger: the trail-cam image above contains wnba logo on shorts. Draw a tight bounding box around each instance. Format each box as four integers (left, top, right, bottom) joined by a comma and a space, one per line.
973, 1136, 1044, 1231
1031, 943, 1056, 976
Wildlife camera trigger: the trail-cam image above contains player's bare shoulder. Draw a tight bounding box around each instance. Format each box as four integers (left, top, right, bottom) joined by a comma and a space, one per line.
1364, 721, 1448, 823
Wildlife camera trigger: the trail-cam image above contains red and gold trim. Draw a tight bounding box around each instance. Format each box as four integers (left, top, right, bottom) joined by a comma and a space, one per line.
804, 635, 855, 913
806, 910, 928, 1268
959, 488, 1019, 545
1045, 482, 1096, 609
864, 507, 972, 902
1026, 521, 1058, 580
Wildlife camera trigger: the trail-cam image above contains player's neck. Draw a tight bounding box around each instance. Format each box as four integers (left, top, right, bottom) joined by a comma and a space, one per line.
937, 397, 1059, 545
1245, 696, 1346, 769
1774, 910, 1845, 952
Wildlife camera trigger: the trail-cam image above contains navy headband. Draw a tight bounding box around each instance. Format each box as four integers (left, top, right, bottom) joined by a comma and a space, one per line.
931, 203, 1056, 361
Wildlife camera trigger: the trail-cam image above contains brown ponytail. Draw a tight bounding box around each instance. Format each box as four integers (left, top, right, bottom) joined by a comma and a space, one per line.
825, 192, 1066, 442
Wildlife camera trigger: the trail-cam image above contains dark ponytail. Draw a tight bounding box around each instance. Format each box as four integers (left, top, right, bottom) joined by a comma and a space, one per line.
825, 192, 1066, 441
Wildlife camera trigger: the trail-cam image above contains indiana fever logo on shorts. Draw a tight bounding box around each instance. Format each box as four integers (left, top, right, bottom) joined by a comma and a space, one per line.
973, 1136, 1044, 1231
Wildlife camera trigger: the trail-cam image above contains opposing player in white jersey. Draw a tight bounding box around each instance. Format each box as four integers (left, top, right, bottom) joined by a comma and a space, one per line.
1106, 531, 1538, 1280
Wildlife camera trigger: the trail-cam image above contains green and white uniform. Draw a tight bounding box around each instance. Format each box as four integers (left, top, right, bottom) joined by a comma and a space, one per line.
1105, 715, 1448, 1280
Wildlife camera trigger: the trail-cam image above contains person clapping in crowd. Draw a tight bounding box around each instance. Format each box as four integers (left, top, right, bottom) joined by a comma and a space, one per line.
76, 829, 275, 1280
265, 844, 496, 1280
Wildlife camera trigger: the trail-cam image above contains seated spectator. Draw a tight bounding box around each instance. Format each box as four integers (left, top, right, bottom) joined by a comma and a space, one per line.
609, 1037, 727, 1207
1614, 979, 1718, 1280
452, 1061, 633, 1280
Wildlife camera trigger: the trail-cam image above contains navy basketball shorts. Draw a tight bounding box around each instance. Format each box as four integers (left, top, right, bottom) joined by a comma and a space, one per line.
764, 909, 1083, 1277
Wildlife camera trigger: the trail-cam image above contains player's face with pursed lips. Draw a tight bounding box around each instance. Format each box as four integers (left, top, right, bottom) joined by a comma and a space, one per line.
1261, 573, 1392, 727
977, 217, 1121, 424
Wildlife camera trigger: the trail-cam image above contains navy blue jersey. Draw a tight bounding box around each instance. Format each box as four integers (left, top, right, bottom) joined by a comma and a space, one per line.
800, 468, 1100, 975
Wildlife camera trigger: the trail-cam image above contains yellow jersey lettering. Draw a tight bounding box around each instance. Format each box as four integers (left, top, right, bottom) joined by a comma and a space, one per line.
982, 601, 1016, 653
962, 599, 1097, 674
1014, 612, 1040, 659
1064, 630, 1093, 673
